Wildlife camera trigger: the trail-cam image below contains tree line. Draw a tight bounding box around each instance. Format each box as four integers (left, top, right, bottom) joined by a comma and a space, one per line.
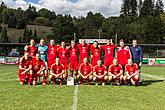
0, 0, 165, 44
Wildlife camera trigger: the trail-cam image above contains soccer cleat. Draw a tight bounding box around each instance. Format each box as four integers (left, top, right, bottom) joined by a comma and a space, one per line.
102, 82, 105, 86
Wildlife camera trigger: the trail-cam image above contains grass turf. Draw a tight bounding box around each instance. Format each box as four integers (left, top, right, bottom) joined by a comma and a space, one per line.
0, 65, 164, 110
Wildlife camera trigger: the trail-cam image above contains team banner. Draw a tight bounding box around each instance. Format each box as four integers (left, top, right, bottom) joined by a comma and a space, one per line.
0, 56, 19, 64
79, 39, 112, 43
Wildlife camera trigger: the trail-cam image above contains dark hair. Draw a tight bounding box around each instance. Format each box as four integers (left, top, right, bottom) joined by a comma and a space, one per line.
119, 39, 124, 42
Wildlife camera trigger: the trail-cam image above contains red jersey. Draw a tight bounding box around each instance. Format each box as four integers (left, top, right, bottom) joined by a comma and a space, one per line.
57, 47, 69, 59
51, 63, 64, 74
19, 57, 32, 69
117, 47, 132, 65
93, 65, 106, 76
125, 63, 139, 75
102, 44, 117, 58
109, 64, 123, 75
90, 45, 102, 60
48, 45, 59, 61
69, 46, 79, 61
25, 45, 38, 57
79, 63, 92, 76
78, 44, 91, 60
32, 58, 45, 71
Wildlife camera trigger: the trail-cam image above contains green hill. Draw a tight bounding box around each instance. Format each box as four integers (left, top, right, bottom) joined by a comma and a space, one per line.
0, 24, 53, 43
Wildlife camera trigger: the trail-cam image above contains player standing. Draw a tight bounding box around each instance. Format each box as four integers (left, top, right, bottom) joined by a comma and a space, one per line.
68, 40, 79, 77
37, 39, 48, 84
24, 39, 38, 58
108, 59, 123, 85
77, 40, 91, 65
57, 41, 69, 77
90, 41, 102, 67
102, 39, 117, 69
117, 39, 132, 73
130, 39, 143, 84
18, 52, 32, 85
49, 58, 65, 86
77, 58, 93, 85
124, 59, 140, 86
32, 53, 46, 86
48, 39, 59, 69
93, 60, 108, 86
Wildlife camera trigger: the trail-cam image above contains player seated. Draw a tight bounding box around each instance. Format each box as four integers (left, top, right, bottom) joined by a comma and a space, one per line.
77, 58, 93, 85
32, 53, 46, 86
18, 52, 33, 85
49, 58, 65, 86
93, 60, 108, 86
108, 59, 123, 85
123, 59, 140, 86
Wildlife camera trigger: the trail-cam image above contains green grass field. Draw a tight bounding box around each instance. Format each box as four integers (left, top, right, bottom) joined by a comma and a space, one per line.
0, 65, 165, 110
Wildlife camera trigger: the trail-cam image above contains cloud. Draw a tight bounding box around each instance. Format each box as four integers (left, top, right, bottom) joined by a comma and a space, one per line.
0, 0, 164, 18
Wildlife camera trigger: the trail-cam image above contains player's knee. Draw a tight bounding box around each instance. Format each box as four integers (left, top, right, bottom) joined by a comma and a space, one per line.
109, 76, 113, 81
93, 77, 97, 81
89, 75, 93, 80
49, 75, 53, 79
104, 76, 108, 81
20, 82, 24, 85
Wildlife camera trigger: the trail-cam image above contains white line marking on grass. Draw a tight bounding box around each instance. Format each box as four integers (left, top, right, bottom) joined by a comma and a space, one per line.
0, 78, 19, 82
143, 74, 165, 80
0, 71, 17, 76
72, 85, 78, 110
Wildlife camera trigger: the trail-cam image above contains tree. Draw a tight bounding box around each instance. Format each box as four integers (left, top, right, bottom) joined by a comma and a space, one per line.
2, 8, 12, 24
16, 17, 27, 29
140, 0, 155, 16
120, 0, 138, 16
8, 14, 17, 28
155, 0, 164, 16
24, 5, 37, 22
0, 27, 10, 43
34, 28, 37, 38
0, 2, 6, 14
38, 8, 56, 20
34, 17, 51, 26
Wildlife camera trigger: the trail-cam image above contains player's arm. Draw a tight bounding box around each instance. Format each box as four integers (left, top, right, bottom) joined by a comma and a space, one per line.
108, 66, 115, 77
129, 71, 139, 78
50, 69, 57, 77
86, 65, 93, 77
139, 47, 143, 67
24, 45, 29, 51
78, 70, 85, 78
21, 65, 32, 75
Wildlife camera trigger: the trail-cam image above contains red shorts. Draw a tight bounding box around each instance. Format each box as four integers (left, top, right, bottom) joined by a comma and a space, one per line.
33, 70, 43, 81
131, 76, 139, 82
18, 70, 28, 83
48, 60, 55, 69
95, 76, 105, 82
104, 57, 113, 67
70, 60, 78, 71
60, 59, 68, 70
92, 59, 99, 67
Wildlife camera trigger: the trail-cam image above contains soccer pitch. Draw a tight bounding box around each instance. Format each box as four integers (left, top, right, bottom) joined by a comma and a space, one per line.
0, 65, 165, 110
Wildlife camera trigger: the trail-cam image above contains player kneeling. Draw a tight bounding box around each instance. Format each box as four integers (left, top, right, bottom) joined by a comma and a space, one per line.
108, 59, 123, 85
18, 52, 33, 85
124, 59, 140, 86
93, 60, 108, 86
49, 58, 65, 86
77, 58, 93, 85
32, 53, 46, 86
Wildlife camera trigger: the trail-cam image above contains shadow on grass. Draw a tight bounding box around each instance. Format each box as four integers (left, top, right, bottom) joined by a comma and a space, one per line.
141, 80, 164, 86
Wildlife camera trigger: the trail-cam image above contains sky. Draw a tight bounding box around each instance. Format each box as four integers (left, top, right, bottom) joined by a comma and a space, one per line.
0, 0, 165, 17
